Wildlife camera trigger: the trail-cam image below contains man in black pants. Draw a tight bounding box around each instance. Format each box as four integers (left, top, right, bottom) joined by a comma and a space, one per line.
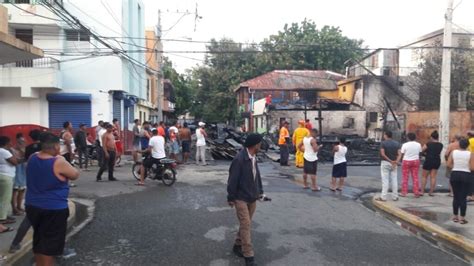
96, 123, 118, 181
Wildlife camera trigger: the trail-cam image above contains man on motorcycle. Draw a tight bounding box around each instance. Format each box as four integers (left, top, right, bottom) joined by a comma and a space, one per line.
137, 128, 166, 186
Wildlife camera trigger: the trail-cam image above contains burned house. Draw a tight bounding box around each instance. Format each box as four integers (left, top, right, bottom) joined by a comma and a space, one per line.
235, 70, 370, 136
236, 67, 419, 140
344, 48, 420, 140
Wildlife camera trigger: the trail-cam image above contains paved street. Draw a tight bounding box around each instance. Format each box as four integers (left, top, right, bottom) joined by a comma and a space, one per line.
58, 159, 465, 265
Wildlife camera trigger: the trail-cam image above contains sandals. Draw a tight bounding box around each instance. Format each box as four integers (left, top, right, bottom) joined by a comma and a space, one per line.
336, 188, 342, 191
303, 186, 310, 190
329, 188, 336, 192
460, 219, 469, 225
311, 187, 321, 192
0, 219, 15, 225
452, 217, 459, 223
135, 182, 145, 186
374, 197, 387, 202
428, 193, 435, 197
0, 227, 14, 234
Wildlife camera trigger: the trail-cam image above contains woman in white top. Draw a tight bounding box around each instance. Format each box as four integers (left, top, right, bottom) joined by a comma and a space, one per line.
0, 136, 18, 234
331, 137, 348, 192
447, 138, 474, 224
400, 132, 422, 197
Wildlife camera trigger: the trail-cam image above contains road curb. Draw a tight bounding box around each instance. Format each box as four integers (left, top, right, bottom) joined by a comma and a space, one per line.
372, 196, 474, 254
2, 200, 76, 265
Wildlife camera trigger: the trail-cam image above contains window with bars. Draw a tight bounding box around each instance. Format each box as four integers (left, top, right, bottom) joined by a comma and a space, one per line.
65, 29, 90, 42
369, 112, 378, 123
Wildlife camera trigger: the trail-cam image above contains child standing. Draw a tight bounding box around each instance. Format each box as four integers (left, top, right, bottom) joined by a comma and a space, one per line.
331, 137, 348, 191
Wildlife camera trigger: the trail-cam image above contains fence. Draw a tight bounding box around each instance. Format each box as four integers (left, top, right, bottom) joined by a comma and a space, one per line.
1, 57, 60, 69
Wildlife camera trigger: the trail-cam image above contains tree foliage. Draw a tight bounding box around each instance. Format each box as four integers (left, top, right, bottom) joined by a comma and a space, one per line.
162, 57, 194, 116
170, 19, 365, 122
415, 44, 474, 110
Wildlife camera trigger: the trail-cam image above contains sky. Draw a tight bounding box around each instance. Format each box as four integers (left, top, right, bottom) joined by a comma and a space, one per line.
142, 0, 474, 73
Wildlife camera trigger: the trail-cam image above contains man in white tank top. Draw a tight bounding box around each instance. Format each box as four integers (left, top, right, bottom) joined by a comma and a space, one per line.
298, 129, 321, 191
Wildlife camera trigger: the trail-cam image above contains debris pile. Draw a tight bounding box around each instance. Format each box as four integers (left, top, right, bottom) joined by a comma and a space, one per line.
203, 125, 379, 165
206, 124, 278, 160
317, 135, 380, 166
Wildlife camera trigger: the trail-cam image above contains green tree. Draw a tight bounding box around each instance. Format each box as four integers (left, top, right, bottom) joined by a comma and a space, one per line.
162, 57, 194, 116
174, 19, 365, 122
257, 19, 365, 73
415, 45, 474, 110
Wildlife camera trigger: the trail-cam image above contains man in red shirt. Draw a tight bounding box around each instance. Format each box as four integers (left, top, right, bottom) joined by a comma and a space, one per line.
305, 119, 313, 130
112, 119, 123, 167
265, 95, 272, 108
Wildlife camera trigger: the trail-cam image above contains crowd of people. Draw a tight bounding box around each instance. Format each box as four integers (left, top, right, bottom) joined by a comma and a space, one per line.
276, 119, 474, 224
0, 118, 211, 263
0, 130, 79, 264
278, 119, 348, 192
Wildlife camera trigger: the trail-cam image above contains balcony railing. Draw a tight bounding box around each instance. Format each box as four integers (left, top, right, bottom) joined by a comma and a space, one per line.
1, 57, 60, 69
0, 0, 62, 4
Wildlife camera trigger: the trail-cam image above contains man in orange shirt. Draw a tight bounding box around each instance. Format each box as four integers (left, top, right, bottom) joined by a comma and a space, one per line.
157, 121, 166, 138
279, 121, 290, 166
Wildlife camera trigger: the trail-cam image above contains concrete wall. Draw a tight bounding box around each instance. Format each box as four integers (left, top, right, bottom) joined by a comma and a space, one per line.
267, 110, 367, 136
0, 6, 7, 34
4, 4, 60, 26
0, 67, 61, 97
0, 88, 53, 127
406, 111, 473, 144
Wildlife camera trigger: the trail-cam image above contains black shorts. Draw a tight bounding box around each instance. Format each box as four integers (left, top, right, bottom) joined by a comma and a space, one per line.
144, 157, 162, 168
26, 205, 69, 256
182, 141, 191, 153
332, 162, 347, 178
423, 158, 441, 171
304, 159, 318, 175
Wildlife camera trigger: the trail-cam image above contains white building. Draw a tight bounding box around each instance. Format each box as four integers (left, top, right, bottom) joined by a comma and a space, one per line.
0, 0, 147, 135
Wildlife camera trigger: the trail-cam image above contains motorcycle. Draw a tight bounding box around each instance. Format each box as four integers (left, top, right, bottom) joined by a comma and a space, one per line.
132, 153, 177, 186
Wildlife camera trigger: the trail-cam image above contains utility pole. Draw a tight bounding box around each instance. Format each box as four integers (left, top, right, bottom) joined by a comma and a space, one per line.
439, 0, 454, 150
157, 9, 164, 122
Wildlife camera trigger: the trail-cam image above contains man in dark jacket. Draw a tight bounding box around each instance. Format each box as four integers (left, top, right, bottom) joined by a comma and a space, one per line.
227, 133, 264, 266
74, 124, 88, 170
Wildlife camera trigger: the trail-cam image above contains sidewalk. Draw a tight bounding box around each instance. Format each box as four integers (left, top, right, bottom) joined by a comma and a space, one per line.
0, 201, 76, 265
373, 193, 474, 255
0, 156, 143, 264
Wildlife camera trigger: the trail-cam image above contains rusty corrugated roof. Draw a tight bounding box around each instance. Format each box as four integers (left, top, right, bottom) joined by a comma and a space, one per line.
237, 70, 345, 92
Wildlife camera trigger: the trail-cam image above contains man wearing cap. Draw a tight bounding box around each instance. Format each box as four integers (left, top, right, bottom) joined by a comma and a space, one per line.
293, 120, 310, 168
279, 121, 290, 166
227, 133, 264, 266
196, 122, 208, 165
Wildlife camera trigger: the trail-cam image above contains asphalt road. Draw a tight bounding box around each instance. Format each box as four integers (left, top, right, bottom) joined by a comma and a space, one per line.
60, 160, 465, 266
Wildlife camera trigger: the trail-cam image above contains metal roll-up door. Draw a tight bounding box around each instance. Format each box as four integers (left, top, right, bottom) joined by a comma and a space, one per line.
47, 93, 92, 129
124, 106, 129, 130
113, 98, 122, 121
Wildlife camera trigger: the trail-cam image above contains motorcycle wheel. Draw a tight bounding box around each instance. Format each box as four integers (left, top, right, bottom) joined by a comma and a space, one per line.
132, 163, 142, 181
161, 168, 176, 186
